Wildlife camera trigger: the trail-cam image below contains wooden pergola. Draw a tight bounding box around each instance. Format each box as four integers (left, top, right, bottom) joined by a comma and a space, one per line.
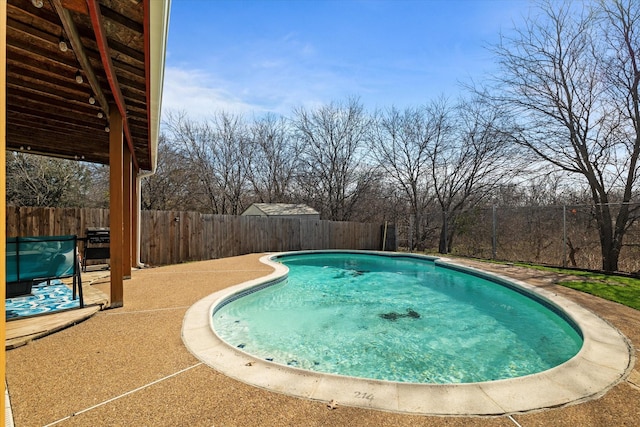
1, 0, 170, 416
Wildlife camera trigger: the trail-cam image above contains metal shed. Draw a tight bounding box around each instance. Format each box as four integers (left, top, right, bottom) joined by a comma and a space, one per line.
241, 203, 320, 220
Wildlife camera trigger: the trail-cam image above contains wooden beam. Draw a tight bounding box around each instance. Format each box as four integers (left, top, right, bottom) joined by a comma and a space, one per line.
7, 64, 89, 98
51, 0, 109, 117
109, 105, 124, 308
7, 79, 98, 111
100, 3, 143, 33
61, 0, 88, 15
1, 0, 8, 422
87, 0, 138, 170
7, 103, 105, 132
123, 146, 132, 278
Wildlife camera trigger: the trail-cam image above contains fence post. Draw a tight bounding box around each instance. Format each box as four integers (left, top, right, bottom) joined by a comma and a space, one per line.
562, 204, 567, 268
492, 205, 497, 259
443, 210, 448, 254
382, 221, 388, 251
408, 216, 414, 252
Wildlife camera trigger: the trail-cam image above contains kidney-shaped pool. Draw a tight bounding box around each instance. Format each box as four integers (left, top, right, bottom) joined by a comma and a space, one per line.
213, 252, 582, 383
182, 251, 632, 415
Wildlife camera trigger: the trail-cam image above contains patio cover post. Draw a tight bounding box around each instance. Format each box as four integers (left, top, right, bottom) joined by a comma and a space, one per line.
110, 105, 124, 307
1, 0, 7, 421
132, 174, 139, 269
123, 147, 132, 279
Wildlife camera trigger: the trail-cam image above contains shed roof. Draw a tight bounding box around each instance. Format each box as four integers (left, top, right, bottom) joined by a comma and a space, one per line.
245, 203, 320, 216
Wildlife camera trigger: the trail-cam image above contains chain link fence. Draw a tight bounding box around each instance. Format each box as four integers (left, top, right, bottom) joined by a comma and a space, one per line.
397, 204, 640, 274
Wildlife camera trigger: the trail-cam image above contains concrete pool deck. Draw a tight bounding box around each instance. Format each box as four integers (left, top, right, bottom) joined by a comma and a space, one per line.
5, 253, 640, 426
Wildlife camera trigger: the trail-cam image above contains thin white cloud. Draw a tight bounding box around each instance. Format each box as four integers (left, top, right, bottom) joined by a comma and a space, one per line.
163, 27, 363, 118
161, 67, 260, 118
162, 59, 364, 119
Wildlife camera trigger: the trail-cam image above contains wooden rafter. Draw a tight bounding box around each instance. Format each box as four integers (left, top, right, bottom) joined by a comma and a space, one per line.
51, 0, 110, 117
87, 0, 138, 170
5, 0, 163, 170
61, 0, 89, 14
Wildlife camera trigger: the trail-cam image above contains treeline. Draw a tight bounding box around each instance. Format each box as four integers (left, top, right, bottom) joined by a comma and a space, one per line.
148, 97, 525, 250
3, 98, 621, 260
6, 1, 640, 272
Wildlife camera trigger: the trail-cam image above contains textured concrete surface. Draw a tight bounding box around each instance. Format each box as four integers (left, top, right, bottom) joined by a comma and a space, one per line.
5, 253, 640, 426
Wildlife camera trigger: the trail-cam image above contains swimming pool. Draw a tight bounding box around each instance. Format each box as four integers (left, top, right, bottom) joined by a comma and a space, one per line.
182, 251, 632, 415
213, 252, 582, 383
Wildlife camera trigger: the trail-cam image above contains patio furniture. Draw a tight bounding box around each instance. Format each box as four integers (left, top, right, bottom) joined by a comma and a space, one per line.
6, 235, 84, 307
82, 227, 110, 272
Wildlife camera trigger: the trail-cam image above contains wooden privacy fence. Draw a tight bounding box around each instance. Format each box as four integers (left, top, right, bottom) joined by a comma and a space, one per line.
6, 206, 109, 239
6, 207, 385, 266
142, 211, 384, 265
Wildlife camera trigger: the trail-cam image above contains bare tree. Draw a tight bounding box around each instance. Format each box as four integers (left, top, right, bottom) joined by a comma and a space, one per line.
345, 170, 397, 223
293, 98, 375, 221
212, 112, 252, 214
6, 152, 92, 207
370, 105, 438, 250
141, 133, 202, 211
163, 111, 218, 213
491, 0, 640, 271
164, 111, 252, 215
89, 166, 111, 208
599, 0, 640, 269
248, 114, 301, 203
430, 98, 517, 253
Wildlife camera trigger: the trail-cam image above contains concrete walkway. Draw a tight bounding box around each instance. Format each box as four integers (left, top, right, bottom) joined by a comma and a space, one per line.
5, 254, 640, 426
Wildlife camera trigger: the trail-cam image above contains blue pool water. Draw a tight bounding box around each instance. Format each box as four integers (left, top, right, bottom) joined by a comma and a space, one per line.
213, 252, 583, 384
6, 280, 80, 319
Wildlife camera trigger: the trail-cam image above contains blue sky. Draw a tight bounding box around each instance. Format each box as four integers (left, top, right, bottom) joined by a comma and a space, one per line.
163, 0, 534, 118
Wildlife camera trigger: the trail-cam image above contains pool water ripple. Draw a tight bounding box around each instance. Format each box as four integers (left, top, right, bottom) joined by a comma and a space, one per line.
213, 253, 583, 384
